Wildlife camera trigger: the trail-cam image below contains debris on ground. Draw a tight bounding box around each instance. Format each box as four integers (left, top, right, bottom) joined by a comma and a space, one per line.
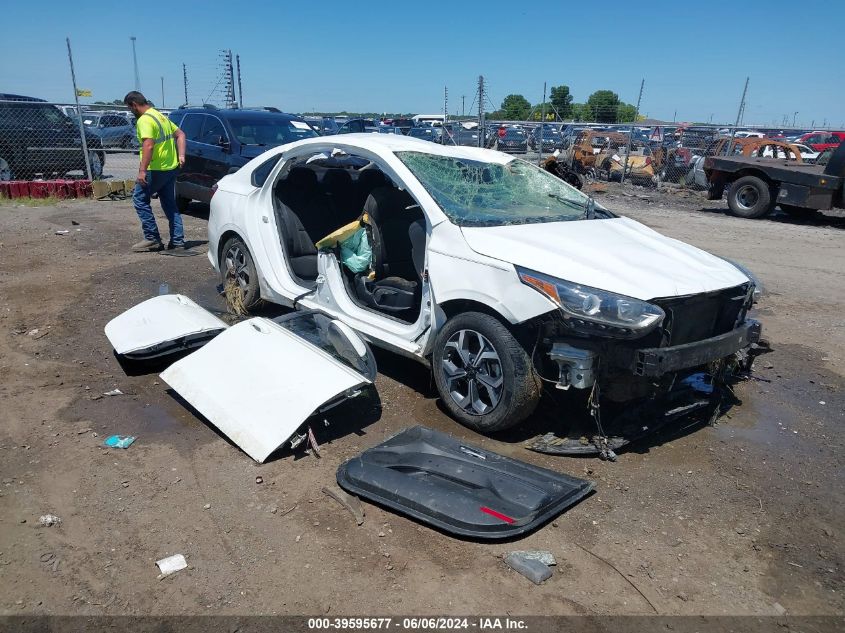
507, 550, 556, 566
504, 551, 553, 584
102, 435, 136, 449
54, 230, 69, 236
321, 485, 365, 525
255, 476, 263, 485
103, 388, 123, 396
38, 514, 62, 527
156, 554, 187, 578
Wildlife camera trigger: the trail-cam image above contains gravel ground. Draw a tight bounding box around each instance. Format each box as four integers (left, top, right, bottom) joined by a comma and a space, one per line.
0, 189, 842, 619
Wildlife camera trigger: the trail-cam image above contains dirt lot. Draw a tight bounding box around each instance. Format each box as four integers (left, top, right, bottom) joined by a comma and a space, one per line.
0, 189, 842, 618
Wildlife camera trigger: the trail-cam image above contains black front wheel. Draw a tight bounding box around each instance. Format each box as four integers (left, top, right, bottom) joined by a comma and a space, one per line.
432, 312, 540, 433
727, 176, 774, 219
220, 236, 261, 310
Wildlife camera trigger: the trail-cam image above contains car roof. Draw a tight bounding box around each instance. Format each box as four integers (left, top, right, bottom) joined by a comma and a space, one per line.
0, 93, 47, 102
176, 107, 303, 122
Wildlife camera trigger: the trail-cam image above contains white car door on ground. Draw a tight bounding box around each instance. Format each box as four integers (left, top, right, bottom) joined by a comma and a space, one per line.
160, 317, 372, 463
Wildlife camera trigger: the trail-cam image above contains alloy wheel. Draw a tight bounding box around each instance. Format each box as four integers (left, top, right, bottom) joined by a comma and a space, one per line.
441, 329, 504, 415
224, 244, 251, 293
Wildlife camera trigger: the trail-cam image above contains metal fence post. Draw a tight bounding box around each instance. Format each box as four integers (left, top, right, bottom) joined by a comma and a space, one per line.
621, 79, 644, 184
66, 37, 93, 181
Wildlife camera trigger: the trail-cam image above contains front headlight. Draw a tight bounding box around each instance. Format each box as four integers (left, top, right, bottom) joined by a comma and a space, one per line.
517, 267, 664, 338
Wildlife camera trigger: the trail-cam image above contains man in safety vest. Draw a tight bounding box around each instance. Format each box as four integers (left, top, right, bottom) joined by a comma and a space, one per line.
123, 91, 188, 252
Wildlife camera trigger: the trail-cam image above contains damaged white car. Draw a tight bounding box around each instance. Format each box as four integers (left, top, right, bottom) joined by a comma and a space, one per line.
201, 133, 761, 448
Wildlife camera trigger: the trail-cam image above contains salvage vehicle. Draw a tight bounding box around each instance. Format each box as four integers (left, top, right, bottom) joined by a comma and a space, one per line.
687, 137, 805, 190
592, 138, 655, 185
168, 105, 318, 211
794, 131, 845, 152
77, 113, 135, 149
204, 134, 761, 453
705, 137, 845, 218
495, 128, 528, 153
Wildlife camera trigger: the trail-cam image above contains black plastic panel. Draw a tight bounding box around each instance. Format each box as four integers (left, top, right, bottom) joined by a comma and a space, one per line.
337, 426, 594, 539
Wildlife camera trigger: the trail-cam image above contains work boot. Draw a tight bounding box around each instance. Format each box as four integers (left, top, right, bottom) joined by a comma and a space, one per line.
167, 241, 188, 251
132, 238, 164, 252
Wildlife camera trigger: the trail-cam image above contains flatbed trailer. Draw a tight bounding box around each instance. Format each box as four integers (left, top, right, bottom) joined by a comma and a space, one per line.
704, 141, 845, 218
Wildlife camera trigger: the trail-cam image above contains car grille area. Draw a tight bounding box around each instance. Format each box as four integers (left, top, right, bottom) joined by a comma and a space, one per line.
653, 283, 751, 346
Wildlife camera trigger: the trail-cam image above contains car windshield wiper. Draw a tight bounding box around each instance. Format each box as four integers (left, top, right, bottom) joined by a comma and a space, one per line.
547, 192, 598, 218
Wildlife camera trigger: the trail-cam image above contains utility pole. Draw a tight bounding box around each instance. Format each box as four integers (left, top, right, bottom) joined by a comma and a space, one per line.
621, 78, 644, 184
130, 36, 140, 91
793, 111, 798, 127
478, 75, 485, 148
66, 37, 92, 181
182, 63, 188, 106
538, 82, 547, 162
236, 54, 243, 108
160, 76, 164, 109
443, 86, 448, 144
462, 95, 465, 117
725, 77, 749, 157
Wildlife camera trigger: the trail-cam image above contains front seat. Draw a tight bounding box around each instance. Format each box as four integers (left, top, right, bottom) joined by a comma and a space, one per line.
353, 186, 423, 314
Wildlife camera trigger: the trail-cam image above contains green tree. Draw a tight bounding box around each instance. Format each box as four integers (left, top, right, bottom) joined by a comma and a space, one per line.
617, 103, 637, 123
500, 94, 531, 121
549, 85, 573, 119
587, 90, 622, 123
570, 103, 591, 122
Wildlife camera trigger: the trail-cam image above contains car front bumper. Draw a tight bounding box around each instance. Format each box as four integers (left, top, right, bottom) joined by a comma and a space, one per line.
629, 319, 761, 377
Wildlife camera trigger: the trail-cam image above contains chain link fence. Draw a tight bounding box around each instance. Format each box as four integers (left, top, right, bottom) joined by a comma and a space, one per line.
0, 98, 140, 195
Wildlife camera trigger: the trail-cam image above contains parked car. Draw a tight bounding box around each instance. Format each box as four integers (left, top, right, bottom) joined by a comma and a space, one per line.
687, 137, 804, 190
303, 116, 339, 136
337, 118, 376, 134
764, 142, 818, 162
0, 93, 105, 180
496, 128, 528, 153
206, 134, 761, 436
528, 126, 561, 152
168, 105, 318, 210
794, 131, 845, 152
408, 126, 443, 143
77, 112, 136, 148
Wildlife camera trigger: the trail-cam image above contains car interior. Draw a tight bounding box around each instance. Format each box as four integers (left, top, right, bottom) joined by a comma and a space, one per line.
273, 153, 426, 323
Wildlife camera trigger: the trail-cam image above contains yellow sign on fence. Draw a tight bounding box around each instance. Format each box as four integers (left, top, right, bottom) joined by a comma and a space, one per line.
76, 89, 92, 97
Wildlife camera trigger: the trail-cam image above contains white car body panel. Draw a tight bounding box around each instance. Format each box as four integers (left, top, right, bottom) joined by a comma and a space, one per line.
427, 221, 558, 323
104, 294, 227, 358
207, 133, 752, 362
160, 318, 371, 463
461, 217, 749, 300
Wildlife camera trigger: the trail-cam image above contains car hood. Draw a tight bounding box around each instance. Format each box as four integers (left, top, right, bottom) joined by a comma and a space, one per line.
460, 216, 749, 300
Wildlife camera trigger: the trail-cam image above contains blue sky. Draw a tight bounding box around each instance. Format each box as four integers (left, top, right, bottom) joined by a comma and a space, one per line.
1, 0, 842, 126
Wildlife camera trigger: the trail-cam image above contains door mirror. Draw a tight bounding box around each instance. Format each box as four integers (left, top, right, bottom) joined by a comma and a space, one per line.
217, 136, 230, 151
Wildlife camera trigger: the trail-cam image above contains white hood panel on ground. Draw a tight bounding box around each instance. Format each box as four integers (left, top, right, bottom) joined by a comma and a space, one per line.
461, 217, 749, 300
104, 294, 228, 357
160, 318, 369, 463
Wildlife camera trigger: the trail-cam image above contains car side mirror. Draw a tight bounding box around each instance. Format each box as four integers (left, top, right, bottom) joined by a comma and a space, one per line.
216, 136, 231, 151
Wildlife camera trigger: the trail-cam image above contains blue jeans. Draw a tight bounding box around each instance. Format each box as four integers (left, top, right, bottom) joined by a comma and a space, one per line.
132, 169, 184, 246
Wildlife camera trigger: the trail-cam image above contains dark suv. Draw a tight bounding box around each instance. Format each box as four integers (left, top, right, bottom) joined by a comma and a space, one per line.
168, 105, 318, 210
0, 94, 105, 180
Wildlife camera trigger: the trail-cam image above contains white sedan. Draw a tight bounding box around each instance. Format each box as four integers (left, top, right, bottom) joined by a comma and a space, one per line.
206, 134, 761, 434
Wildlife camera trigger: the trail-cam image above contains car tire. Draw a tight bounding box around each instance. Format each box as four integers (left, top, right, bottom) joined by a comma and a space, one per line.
220, 236, 261, 310
432, 312, 540, 433
727, 176, 774, 219
176, 196, 191, 213
88, 151, 104, 180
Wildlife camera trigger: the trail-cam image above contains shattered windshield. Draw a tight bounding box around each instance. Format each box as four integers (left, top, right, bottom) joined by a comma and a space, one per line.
396, 151, 592, 226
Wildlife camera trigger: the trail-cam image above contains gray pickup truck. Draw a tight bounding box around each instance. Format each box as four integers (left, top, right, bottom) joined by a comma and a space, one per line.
704, 141, 845, 218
